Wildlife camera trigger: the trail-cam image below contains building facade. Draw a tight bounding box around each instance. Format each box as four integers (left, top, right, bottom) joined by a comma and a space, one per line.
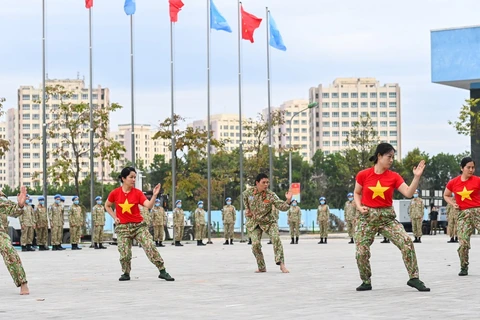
309, 78, 402, 159
0, 121, 8, 189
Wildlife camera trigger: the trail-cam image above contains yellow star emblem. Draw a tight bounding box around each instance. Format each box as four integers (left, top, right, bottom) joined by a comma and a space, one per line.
118, 199, 135, 214
368, 181, 390, 200
457, 187, 474, 201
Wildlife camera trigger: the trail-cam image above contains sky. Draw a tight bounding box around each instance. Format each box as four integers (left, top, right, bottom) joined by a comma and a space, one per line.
0, 0, 477, 158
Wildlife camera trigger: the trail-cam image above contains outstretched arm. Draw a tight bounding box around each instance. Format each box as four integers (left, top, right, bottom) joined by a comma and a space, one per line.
397, 160, 426, 198
142, 183, 161, 209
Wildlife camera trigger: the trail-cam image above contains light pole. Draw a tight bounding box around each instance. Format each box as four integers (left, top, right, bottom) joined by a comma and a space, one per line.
288, 102, 318, 186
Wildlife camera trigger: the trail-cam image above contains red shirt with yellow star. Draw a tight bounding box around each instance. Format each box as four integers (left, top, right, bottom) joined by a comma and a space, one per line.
446, 176, 480, 210
108, 187, 147, 224
356, 167, 404, 208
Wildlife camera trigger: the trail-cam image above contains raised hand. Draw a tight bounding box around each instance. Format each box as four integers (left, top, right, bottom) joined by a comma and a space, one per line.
285, 191, 293, 203
153, 183, 161, 196
17, 186, 27, 207
413, 160, 426, 177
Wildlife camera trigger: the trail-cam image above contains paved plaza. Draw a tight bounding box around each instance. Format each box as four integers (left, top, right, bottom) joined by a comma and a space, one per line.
1, 233, 480, 319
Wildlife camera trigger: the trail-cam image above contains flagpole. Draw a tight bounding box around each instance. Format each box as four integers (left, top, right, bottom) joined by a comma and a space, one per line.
42, 0, 48, 230
130, 15, 136, 166
266, 8, 273, 190
206, 0, 213, 244
170, 20, 176, 245
89, 5, 95, 248
238, 1, 245, 243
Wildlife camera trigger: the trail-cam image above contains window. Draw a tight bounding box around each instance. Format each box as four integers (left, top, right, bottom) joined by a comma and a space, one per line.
361, 102, 368, 108
293, 120, 299, 125
22, 124, 31, 130
361, 112, 368, 117
294, 128, 299, 133
342, 121, 349, 127
332, 102, 339, 108
33, 153, 40, 159
380, 92, 387, 98
33, 163, 40, 169
92, 94, 98, 100
322, 102, 329, 108
72, 94, 79, 100
342, 131, 349, 137
351, 102, 358, 108
370, 92, 377, 98
23, 172, 31, 178
389, 121, 397, 127
22, 104, 30, 110
389, 111, 397, 117
389, 102, 397, 108
23, 153, 31, 159
341, 93, 349, 98
370, 102, 377, 108
293, 136, 299, 141
32, 94, 39, 100
285, 112, 291, 117
33, 114, 40, 120
32, 104, 40, 110
390, 140, 398, 146
323, 131, 330, 137
351, 92, 358, 98
380, 121, 388, 127
389, 131, 397, 136
389, 92, 397, 98
341, 112, 349, 117
23, 134, 31, 139
322, 112, 330, 118
301, 120, 307, 125
22, 94, 30, 100
380, 112, 387, 117
332, 112, 339, 118
332, 122, 339, 127
342, 141, 349, 146
33, 143, 40, 149
380, 102, 386, 108
351, 112, 358, 117
23, 163, 31, 169
361, 92, 368, 98
372, 121, 378, 126
82, 94, 88, 100
341, 102, 349, 108
332, 93, 338, 98
301, 112, 307, 117
33, 124, 40, 129
230, 126, 234, 130
332, 141, 340, 146
301, 144, 307, 149
322, 122, 330, 127
322, 93, 329, 98
22, 114, 30, 120
301, 128, 307, 133
324, 151, 330, 155
380, 131, 387, 136
301, 137, 307, 141
332, 131, 339, 137
370, 112, 377, 117
323, 141, 330, 147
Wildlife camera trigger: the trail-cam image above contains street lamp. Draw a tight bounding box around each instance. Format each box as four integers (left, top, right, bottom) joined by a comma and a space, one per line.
288, 102, 319, 186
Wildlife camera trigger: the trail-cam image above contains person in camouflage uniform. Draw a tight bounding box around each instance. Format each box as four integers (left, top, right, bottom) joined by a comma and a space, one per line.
0, 187, 30, 295
69, 196, 84, 250
408, 189, 424, 243
344, 192, 357, 244
243, 173, 292, 273
354, 143, 429, 292
49, 194, 65, 251
93, 196, 107, 249
19, 194, 36, 251
222, 197, 236, 245
194, 201, 206, 246
317, 197, 330, 244
446, 194, 459, 243
287, 199, 301, 244
267, 206, 280, 245
34, 196, 49, 251
173, 200, 185, 246
152, 198, 167, 247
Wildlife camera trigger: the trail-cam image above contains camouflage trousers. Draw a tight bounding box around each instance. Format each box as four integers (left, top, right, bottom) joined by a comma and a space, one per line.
224, 223, 234, 240
36, 226, 48, 246
247, 221, 284, 270
346, 219, 355, 238
448, 214, 458, 238
20, 226, 34, 246
355, 207, 419, 284
153, 225, 165, 242
93, 225, 104, 243
174, 226, 184, 241
457, 208, 480, 270
195, 224, 205, 240
0, 231, 27, 287
289, 221, 300, 237
52, 225, 63, 245
319, 221, 328, 238
70, 226, 81, 245
412, 218, 423, 238
115, 222, 165, 274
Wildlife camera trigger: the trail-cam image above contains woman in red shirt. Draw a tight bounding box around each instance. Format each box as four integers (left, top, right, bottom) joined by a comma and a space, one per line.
105, 167, 174, 282
354, 143, 430, 292
443, 157, 480, 276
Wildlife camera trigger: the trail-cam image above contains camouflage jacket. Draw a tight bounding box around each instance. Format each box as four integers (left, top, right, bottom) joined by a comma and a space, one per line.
222, 205, 236, 224
408, 198, 424, 219
49, 203, 64, 227
151, 206, 167, 226
287, 206, 301, 223
446, 199, 459, 219
0, 197, 25, 233
19, 205, 36, 227
344, 200, 357, 221
92, 204, 105, 226
317, 205, 330, 222
34, 205, 48, 228
242, 187, 289, 226
68, 204, 84, 227
140, 207, 152, 226
173, 208, 185, 227
194, 208, 206, 226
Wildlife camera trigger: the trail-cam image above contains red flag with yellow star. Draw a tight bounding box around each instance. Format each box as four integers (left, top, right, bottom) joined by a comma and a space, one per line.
241, 5, 262, 43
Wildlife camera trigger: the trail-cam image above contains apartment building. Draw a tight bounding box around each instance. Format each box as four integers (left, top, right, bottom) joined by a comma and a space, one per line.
0, 121, 8, 189
309, 78, 402, 159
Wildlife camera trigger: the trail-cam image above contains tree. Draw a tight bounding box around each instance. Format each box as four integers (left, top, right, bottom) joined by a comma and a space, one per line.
344, 114, 379, 173
394, 148, 430, 197
33, 85, 126, 196
449, 98, 480, 175
0, 98, 10, 156
424, 153, 460, 190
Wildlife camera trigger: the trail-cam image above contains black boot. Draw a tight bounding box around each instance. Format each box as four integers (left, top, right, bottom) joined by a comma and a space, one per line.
324, 238, 328, 244
159, 241, 165, 247
94, 243, 100, 249
418, 237, 422, 243
267, 240, 272, 244
99, 243, 107, 249
39, 245, 46, 251
247, 238, 252, 245
223, 240, 229, 245
455, 237, 459, 242
58, 244, 66, 250
290, 237, 294, 244
295, 237, 299, 244
349, 238, 354, 244
72, 244, 78, 250
230, 239, 234, 245
318, 238, 323, 244
52, 245, 58, 251
175, 241, 183, 247
26, 244, 35, 251
43, 245, 50, 251
155, 241, 160, 247
381, 237, 389, 243
21, 245, 27, 252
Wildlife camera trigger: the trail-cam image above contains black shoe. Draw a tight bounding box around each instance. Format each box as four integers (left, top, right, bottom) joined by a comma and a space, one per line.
159, 241, 165, 247
155, 241, 160, 247
44, 245, 50, 250
94, 243, 100, 249
21, 246, 27, 252
349, 238, 354, 244
459, 268, 468, 276
290, 238, 294, 244
417, 237, 421, 243
52, 245, 58, 251
223, 240, 229, 245
58, 245, 66, 250
380, 238, 390, 243
72, 244, 78, 250
230, 239, 234, 245
119, 273, 130, 281
407, 278, 430, 291
247, 238, 252, 245
318, 238, 323, 244
356, 282, 372, 291
267, 240, 272, 244
197, 240, 206, 246
295, 237, 299, 244
99, 243, 107, 249
447, 237, 455, 243
26, 244, 35, 251
324, 238, 327, 244
39, 246, 46, 251
159, 270, 175, 281
455, 237, 459, 242
413, 237, 418, 243
175, 241, 183, 247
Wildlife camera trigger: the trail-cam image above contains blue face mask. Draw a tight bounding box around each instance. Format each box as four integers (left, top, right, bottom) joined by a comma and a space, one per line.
320, 201, 325, 205
413, 194, 418, 198
292, 203, 297, 207
39, 201, 44, 205
155, 203, 160, 207
348, 197, 353, 201
177, 204, 182, 208
96, 201, 102, 205
199, 204, 203, 208
55, 199, 60, 204
226, 201, 232, 205
74, 200, 79, 205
